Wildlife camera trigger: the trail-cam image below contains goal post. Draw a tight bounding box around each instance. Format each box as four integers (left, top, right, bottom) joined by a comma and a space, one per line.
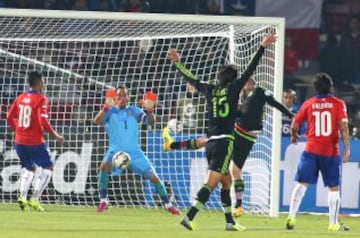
0, 9, 284, 217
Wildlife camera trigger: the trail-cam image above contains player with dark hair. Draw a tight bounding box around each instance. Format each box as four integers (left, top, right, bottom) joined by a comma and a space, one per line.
167, 33, 277, 231
93, 85, 180, 215
286, 72, 350, 232
231, 78, 294, 216
162, 78, 294, 217
7, 71, 65, 211
282, 89, 298, 134
282, 88, 303, 136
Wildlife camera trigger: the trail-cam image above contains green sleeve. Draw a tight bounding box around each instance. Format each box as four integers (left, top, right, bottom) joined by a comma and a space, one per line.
175, 62, 198, 82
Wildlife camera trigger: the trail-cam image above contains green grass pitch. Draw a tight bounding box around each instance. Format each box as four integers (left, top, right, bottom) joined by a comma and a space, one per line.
0, 203, 358, 238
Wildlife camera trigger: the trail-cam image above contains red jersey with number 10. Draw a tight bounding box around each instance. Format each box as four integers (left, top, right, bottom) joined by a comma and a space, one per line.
7, 90, 54, 145
294, 95, 348, 156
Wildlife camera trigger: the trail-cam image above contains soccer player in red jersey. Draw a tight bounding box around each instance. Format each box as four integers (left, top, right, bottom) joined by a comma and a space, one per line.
286, 73, 350, 232
7, 71, 64, 211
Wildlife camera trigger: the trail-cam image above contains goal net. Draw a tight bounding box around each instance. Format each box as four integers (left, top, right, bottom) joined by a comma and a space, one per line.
0, 9, 284, 216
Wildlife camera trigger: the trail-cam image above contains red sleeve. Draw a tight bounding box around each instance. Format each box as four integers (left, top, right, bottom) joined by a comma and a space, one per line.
294, 100, 308, 125
6, 98, 18, 131
39, 96, 55, 135
337, 100, 348, 123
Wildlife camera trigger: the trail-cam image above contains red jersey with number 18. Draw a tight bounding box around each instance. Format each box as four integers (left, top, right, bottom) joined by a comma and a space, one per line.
294, 95, 348, 157
7, 90, 54, 145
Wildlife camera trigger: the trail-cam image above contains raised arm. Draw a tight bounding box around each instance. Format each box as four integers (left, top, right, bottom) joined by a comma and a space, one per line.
144, 111, 155, 127
234, 33, 277, 91
140, 94, 156, 128
93, 90, 115, 125
167, 49, 209, 93
93, 108, 107, 125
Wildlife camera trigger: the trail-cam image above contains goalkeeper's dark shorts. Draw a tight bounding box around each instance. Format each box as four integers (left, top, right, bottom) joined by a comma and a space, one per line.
232, 129, 256, 169
205, 138, 233, 175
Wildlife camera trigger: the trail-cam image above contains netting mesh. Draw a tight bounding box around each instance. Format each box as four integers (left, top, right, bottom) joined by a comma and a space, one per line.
0, 11, 282, 214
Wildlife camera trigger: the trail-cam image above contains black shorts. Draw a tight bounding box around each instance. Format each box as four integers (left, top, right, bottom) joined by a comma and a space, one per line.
232, 130, 256, 169
205, 138, 233, 174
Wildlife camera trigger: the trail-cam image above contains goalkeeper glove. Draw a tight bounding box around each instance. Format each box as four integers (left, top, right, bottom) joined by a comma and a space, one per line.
140, 92, 157, 112
103, 89, 116, 112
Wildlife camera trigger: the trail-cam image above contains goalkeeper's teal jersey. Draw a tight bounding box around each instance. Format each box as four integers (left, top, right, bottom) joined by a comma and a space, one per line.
102, 105, 144, 152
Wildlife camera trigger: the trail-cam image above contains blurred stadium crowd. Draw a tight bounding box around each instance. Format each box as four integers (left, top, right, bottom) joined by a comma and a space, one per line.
1, 0, 360, 138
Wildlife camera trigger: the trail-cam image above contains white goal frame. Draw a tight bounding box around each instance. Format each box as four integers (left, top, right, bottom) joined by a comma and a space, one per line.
0, 8, 284, 217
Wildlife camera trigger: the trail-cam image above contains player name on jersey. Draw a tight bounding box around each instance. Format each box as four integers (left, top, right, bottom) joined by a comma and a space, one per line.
312, 102, 333, 109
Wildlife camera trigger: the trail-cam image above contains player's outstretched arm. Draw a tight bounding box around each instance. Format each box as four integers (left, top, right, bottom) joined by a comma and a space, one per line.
140, 92, 157, 127
93, 90, 115, 125
168, 48, 180, 64
260, 33, 277, 48
265, 93, 295, 118
234, 33, 277, 92
145, 111, 155, 127
93, 111, 104, 125
167, 48, 206, 92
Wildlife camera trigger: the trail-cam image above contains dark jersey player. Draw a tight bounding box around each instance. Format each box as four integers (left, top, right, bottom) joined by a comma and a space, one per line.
167, 33, 277, 231
162, 77, 294, 217
231, 78, 293, 216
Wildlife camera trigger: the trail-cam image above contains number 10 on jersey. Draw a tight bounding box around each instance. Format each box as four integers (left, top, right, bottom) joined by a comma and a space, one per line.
312, 111, 332, 137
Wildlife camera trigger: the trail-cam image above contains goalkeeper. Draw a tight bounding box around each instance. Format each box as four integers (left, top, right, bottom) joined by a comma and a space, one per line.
93, 85, 180, 215
168, 33, 276, 231
162, 78, 294, 217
